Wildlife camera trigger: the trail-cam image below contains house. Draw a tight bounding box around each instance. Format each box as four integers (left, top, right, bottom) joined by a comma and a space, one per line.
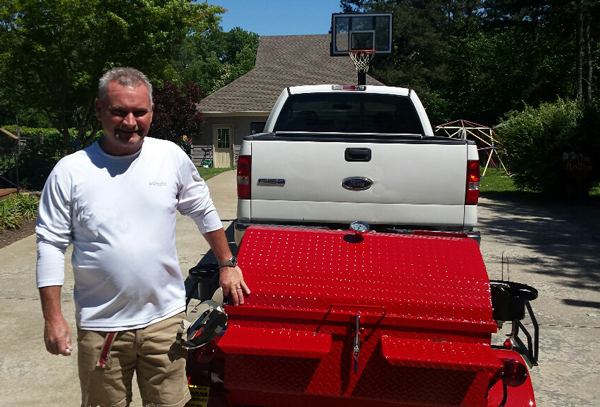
194, 34, 384, 168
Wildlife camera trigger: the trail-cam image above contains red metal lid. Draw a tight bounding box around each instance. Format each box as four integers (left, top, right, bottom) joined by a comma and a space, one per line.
233, 226, 495, 333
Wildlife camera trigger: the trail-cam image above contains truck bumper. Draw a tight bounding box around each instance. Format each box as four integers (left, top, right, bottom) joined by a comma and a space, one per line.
235, 221, 481, 246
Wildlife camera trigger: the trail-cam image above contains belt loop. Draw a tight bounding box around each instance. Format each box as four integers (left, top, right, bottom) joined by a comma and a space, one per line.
96, 332, 117, 369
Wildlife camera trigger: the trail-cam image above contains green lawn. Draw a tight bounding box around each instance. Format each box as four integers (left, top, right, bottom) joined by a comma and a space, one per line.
480, 166, 600, 197
480, 167, 516, 193
197, 167, 235, 180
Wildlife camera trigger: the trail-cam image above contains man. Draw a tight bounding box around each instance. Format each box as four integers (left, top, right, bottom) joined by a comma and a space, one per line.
36, 67, 250, 407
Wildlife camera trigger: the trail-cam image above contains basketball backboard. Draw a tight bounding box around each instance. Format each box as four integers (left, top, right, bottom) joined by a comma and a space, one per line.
331, 12, 393, 56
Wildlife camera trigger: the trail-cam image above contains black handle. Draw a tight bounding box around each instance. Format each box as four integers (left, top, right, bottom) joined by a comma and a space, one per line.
345, 148, 371, 162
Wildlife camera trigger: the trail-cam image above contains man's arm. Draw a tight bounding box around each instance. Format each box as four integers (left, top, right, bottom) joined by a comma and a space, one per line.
39, 286, 72, 356
203, 228, 250, 305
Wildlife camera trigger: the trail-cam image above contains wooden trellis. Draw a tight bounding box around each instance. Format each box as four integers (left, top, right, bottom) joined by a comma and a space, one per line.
0, 127, 21, 192
435, 119, 510, 177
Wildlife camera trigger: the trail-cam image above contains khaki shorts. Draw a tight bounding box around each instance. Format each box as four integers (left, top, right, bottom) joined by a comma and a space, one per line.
77, 313, 191, 407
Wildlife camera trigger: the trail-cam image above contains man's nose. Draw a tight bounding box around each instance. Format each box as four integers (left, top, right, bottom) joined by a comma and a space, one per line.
123, 112, 136, 126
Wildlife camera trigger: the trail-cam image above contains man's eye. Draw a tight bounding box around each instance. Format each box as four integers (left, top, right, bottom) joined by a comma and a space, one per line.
111, 110, 127, 117
133, 111, 148, 117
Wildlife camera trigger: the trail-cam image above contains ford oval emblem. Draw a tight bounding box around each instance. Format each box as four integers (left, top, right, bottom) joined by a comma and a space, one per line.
342, 177, 373, 191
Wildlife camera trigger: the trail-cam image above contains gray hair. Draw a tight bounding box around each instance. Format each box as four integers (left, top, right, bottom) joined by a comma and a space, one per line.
98, 67, 153, 103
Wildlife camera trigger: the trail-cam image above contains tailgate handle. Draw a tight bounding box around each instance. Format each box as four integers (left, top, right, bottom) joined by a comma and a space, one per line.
345, 148, 371, 162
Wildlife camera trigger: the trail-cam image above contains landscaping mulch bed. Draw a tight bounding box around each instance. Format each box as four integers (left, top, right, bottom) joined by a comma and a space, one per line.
0, 219, 36, 249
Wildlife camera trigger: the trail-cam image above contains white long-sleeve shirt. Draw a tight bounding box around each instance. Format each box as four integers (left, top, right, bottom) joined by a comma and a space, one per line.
36, 137, 222, 331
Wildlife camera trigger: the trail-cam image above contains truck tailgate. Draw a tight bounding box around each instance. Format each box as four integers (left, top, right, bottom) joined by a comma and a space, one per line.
248, 137, 471, 227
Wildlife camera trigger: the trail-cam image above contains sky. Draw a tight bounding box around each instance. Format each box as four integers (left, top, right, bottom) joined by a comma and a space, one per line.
209, 0, 345, 36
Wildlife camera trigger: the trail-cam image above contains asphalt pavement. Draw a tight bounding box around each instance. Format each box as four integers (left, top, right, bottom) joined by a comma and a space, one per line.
1, 170, 599, 406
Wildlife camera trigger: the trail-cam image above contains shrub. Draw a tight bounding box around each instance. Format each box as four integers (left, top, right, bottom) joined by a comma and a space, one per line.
497, 99, 600, 198
1, 126, 71, 190
0, 194, 40, 229
18, 134, 70, 190
15, 193, 40, 220
0, 193, 39, 230
0, 200, 23, 229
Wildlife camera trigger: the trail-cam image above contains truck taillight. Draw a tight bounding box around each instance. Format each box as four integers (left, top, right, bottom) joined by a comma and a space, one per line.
466, 160, 480, 205
237, 155, 251, 199
500, 359, 528, 387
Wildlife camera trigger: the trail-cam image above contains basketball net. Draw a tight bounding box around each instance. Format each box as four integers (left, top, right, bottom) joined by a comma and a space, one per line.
349, 49, 376, 73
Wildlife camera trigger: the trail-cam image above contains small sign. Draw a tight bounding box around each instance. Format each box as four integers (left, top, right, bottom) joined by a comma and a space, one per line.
186, 385, 210, 407
562, 152, 593, 174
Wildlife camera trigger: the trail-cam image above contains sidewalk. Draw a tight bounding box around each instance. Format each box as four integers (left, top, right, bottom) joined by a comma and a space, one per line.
0, 170, 238, 407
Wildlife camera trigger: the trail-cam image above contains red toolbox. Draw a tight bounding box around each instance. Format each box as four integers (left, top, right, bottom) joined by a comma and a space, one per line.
188, 225, 537, 407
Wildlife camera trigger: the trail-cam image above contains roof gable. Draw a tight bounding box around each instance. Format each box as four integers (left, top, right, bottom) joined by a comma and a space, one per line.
199, 34, 384, 114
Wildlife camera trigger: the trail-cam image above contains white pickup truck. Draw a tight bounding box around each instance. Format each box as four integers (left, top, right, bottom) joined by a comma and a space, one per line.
235, 84, 480, 244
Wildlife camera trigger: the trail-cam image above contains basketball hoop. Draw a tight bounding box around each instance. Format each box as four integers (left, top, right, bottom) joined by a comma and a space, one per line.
349, 49, 376, 73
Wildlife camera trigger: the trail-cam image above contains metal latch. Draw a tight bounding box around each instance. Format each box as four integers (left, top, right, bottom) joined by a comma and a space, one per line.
353, 315, 361, 373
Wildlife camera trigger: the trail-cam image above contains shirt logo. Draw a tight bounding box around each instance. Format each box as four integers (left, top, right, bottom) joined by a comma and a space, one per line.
149, 181, 167, 187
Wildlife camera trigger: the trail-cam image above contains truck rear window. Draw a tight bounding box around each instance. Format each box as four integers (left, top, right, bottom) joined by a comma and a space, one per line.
273, 93, 424, 134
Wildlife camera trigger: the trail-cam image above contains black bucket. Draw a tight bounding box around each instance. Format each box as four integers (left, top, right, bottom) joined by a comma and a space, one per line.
189, 263, 220, 301
490, 280, 538, 322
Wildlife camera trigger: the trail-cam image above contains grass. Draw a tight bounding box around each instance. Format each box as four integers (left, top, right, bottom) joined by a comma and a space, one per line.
197, 167, 235, 180
480, 166, 600, 198
480, 167, 516, 193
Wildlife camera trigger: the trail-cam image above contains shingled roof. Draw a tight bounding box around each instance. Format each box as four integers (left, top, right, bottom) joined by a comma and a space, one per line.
198, 34, 384, 114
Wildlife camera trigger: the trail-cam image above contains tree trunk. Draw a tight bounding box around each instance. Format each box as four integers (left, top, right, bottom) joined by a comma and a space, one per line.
584, 10, 592, 103
576, 0, 584, 101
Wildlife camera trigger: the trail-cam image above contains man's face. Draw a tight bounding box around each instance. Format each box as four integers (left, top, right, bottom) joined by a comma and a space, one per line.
95, 81, 153, 156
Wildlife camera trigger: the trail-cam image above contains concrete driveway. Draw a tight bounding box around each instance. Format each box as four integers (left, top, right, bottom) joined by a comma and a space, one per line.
477, 194, 600, 406
0, 170, 239, 407
1, 171, 599, 406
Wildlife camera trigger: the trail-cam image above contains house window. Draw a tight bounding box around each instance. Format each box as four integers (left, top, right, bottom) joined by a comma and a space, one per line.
251, 122, 266, 134
217, 128, 230, 149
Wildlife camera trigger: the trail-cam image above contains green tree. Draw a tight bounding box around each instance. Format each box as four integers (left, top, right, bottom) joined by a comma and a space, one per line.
477, 0, 599, 111
171, 26, 259, 95
1, 0, 224, 152
340, 0, 599, 125
341, 0, 484, 124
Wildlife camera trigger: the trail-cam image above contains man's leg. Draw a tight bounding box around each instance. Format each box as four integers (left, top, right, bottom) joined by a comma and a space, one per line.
78, 329, 137, 407
135, 312, 190, 407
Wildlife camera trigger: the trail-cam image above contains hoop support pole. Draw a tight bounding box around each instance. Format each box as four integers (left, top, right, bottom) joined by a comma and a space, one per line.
358, 72, 366, 86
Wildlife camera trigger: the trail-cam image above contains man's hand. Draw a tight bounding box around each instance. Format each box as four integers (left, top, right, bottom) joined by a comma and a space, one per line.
39, 286, 72, 356
219, 265, 250, 305
44, 315, 73, 356
203, 228, 251, 305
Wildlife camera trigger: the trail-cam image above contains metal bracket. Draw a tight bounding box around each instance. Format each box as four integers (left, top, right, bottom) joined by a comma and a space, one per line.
353, 315, 361, 373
